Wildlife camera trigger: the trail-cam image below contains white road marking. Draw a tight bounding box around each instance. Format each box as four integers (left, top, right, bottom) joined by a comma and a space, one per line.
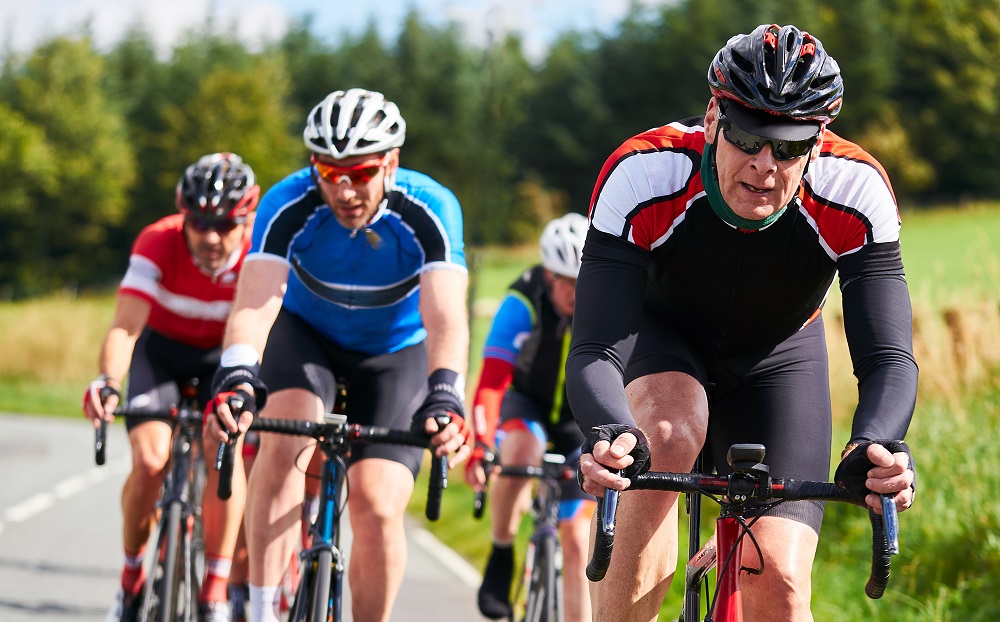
410, 525, 483, 588
1, 456, 129, 526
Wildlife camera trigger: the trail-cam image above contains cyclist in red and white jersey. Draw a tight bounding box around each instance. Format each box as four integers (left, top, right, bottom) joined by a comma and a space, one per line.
82, 153, 259, 622
568, 24, 918, 621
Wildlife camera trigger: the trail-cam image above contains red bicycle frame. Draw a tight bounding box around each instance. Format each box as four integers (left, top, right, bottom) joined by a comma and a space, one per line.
712, 515, 746, 621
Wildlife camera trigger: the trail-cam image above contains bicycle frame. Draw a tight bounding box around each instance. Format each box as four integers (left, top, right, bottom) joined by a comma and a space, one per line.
219, 411, 444, 622
141, 389, 206, 622
588, 443, 899, 622
289, 416, 349, 622
476, 452, 572, 622
96, 379, 205, 622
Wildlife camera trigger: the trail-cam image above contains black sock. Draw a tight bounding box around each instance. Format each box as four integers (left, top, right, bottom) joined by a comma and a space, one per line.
478, 544, 515, 619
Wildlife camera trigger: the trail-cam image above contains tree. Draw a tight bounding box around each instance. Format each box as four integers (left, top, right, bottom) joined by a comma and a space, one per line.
3, 37, 135, 295
155, 57, 301, 194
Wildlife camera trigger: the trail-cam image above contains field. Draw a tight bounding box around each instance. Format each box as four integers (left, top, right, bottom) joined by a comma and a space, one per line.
2, 205, 999, 619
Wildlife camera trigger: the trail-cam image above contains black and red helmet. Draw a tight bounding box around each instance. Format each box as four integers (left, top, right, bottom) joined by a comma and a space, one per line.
176, 152, 260, 222
708, 24, 844, 124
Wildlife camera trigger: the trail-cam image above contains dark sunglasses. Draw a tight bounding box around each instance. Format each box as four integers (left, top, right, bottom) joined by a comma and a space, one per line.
719, 114, 818, 161
185, 217, 240, 234
311, 153, 389, 186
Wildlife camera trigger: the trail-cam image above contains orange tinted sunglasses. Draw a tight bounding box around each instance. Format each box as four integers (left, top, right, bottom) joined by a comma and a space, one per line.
311, 153, 390, 186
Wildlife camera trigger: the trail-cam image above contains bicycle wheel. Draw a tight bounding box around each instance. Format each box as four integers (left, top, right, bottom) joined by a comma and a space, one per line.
157, 499, 184, 622
522, 536, 558, 622
287, 552, 313, 622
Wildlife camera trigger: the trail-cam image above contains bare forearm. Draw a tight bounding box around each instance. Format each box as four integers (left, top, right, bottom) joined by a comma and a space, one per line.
97, 327, 138, 382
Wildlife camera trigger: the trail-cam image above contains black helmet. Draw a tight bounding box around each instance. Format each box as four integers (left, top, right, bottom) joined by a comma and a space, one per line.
708, 24, 844, 124
176, 153, 260, 222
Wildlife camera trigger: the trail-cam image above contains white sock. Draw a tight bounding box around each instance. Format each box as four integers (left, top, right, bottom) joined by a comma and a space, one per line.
248, 585, 280, 622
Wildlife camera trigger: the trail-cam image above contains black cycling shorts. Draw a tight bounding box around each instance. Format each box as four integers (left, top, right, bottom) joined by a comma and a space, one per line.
498, 391, 596, 507
125, 329, 220, 432
260, 308, 427, 478
624, 310, 832, 534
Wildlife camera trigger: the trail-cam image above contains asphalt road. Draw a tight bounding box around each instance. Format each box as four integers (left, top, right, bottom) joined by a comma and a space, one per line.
0, 413, 488, 621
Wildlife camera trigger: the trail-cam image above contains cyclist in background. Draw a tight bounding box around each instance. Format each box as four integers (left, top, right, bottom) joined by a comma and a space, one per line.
466, 212, 596, 622
82, 153, 260, 622
204, 88, 470, 622
567, 24, 918, 621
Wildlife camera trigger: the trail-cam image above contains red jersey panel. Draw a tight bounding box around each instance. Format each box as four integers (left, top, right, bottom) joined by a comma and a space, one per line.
119, 213, 248, 349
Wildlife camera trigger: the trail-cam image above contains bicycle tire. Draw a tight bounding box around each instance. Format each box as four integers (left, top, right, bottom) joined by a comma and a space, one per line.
542, 535, 563, 622
310, 548, 334, 622
157, 499, 184, 622
288, 553, 313, 622
138, 525, 167, 622
523, 538, 552, 622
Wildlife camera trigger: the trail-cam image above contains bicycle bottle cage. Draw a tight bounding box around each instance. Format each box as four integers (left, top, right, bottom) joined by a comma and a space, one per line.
726, 443, 771, 503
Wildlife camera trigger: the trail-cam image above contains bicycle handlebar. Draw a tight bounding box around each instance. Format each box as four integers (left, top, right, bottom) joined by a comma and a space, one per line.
217, 416, 446, 521
93, 390, 198, 466
471, 453, 575, 520
586, 470, 898, 600
213, 396, 245, 501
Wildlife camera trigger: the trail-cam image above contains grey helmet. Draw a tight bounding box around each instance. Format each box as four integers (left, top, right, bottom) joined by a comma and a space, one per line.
540, 213, 588, 279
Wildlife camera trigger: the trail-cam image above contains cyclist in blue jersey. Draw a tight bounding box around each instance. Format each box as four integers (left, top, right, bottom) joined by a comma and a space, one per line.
568, 25, 917, 621
204, 88, 470, 622
465, 213, 595, 622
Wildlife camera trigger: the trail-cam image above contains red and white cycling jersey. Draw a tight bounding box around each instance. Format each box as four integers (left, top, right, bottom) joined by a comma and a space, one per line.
119, 213, 248, 348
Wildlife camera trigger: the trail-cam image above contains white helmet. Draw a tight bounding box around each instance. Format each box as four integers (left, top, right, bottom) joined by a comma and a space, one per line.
540, 212, 588, 279
303, 88, 406, 158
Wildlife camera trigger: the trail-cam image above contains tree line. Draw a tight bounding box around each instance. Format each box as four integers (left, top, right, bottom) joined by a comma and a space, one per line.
2, 0, 999, 298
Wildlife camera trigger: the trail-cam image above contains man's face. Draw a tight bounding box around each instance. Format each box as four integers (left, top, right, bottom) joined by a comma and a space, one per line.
313, 149, 399, 230
546, 271, 577, 317
703, 98, 824, 221
183, 217, 247, 272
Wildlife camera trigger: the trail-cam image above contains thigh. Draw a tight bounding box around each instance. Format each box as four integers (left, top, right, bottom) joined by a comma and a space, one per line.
259, 309, 339, 409
496, 391, 547, 459
125, 330, 199, 433
341, 342, 428, 478
622, 310, 711, 471
707, 321, 832, 532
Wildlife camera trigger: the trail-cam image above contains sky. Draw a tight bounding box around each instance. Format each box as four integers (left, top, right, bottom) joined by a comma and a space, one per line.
0, 0, 670, 62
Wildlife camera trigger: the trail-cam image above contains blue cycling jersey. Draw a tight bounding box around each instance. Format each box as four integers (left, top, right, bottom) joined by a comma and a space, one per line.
248, 166, 466, 355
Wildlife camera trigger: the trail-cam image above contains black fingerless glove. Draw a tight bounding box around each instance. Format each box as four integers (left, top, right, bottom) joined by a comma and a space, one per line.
581, 423, 652, 480
210, 364, 269, 415
411, 368, 467, 435
834, 439, 915, 503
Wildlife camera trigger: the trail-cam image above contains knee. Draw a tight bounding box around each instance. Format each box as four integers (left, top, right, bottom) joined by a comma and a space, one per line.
745, 562, 812, 615
131, 449, 169, 483
627, 373, 708, 464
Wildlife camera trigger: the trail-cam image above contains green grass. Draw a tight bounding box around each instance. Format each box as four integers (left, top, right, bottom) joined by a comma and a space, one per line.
901, 205, 1000, 304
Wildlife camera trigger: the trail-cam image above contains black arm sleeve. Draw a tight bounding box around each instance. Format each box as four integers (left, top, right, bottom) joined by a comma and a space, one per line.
838, 241, 918, 442
566, 229, 650, 433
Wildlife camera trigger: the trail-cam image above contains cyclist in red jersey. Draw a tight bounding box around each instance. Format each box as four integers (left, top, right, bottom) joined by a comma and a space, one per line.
568, 25, 918, 621
82, 153, 260, 622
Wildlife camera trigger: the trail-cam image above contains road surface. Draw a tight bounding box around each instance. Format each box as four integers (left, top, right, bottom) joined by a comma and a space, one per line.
0, 413, 488, 621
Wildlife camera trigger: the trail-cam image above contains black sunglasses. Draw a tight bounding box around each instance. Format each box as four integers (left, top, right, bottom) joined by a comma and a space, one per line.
185, 217, 240, 234
719, 114, 818, 161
